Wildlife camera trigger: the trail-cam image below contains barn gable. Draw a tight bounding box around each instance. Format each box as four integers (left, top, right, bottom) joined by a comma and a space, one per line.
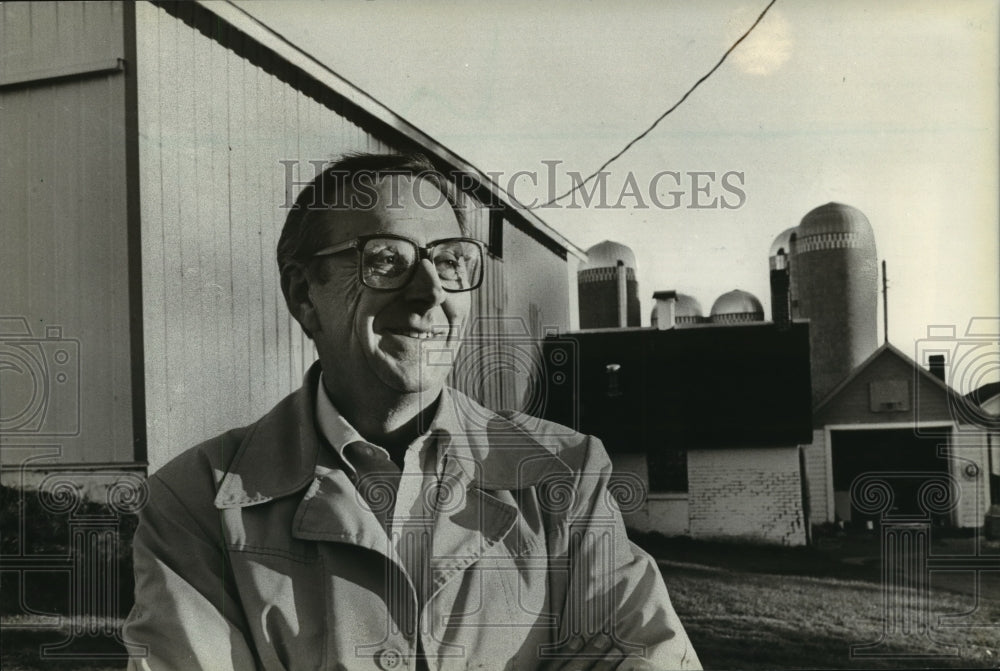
814, 343, 964, 428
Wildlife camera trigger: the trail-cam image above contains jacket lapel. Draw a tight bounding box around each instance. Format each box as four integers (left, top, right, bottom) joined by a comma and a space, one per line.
426, 393, 573, 598
213, 362, 403, 565
290, 465, 401, 563
428, 453, 518, 596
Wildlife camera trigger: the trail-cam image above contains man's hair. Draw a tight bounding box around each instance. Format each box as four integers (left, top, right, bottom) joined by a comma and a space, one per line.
276, 152, 469, 278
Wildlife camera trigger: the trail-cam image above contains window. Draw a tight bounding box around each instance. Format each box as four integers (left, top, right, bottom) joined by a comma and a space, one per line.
647, 448, 688, 492
869, 380, 910, 412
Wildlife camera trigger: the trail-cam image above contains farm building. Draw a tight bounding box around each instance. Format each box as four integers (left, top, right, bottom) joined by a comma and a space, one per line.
543, 287, 815, 546
805, 339, 997, 529
560, 211, 997, 544
0, 0, 583, 492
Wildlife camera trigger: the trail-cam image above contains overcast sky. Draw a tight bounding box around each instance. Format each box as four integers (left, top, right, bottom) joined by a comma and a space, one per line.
234, 0, 999, 393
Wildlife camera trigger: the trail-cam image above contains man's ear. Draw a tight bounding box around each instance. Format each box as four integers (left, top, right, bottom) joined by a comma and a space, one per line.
281, 264, 319, 338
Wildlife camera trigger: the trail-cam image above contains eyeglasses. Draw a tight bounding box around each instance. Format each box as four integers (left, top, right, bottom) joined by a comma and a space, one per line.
311, 234, 485, 292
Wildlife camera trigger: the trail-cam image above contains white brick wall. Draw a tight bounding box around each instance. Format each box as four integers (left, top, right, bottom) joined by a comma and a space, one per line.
609, 452, 689, 536
802, 429, 832, 523
623, 493, 690, 535
688, 447, 807, 546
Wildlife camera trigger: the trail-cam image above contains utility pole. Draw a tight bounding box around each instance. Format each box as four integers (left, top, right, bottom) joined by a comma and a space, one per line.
882, 259, 888, 345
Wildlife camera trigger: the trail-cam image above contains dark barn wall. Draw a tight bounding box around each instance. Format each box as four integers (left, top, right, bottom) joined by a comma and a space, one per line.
542, 322, 813, 455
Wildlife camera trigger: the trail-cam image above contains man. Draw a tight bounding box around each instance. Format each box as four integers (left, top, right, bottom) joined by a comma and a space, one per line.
123, 153, 700, 670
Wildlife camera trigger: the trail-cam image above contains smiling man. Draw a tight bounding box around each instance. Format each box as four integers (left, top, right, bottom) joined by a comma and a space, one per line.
123, 153, 699, 671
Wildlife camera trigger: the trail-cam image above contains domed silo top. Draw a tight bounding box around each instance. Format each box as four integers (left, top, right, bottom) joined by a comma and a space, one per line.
580, 240, 638, 271
710, 289, 765, 323
675, 293, 704, 318
769, 226, 797, 258
795, 202, 876, 253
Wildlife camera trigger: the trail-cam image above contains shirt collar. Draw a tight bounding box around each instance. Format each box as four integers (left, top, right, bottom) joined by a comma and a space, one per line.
315, 372, 444, 474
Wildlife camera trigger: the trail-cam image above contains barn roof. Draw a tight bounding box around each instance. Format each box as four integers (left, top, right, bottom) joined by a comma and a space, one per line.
174, 1, 586, 260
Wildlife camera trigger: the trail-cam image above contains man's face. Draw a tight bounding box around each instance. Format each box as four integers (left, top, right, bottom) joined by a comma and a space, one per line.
304, 176, 470, 397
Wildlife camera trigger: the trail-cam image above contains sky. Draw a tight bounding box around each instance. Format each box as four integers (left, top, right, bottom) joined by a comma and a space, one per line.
233, 0, 999, 394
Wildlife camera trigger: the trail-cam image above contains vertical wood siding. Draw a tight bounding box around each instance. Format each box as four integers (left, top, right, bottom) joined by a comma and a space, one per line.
0, 2, 132, 466
136, 4, 570, 469
137, 3, 339, 469
0, 1, 123, 85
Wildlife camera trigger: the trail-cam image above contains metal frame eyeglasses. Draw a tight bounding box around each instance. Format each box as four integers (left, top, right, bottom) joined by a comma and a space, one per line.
311, 234, 486, 292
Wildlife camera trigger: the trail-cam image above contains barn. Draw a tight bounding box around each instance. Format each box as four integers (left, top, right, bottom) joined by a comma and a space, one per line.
0, 0, 583, 492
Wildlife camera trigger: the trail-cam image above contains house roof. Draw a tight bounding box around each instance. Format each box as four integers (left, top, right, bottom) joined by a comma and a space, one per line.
813, 341, 968, 414
966, 381, 1000, 410
191, 1, 587, 261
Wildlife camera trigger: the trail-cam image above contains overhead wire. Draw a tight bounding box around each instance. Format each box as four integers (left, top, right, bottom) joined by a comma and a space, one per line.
530, 0, 778, 210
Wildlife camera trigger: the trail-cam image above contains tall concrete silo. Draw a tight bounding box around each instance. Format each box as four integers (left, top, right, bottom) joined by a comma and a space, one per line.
578, 240, 641, 328
789, 202, 878, 401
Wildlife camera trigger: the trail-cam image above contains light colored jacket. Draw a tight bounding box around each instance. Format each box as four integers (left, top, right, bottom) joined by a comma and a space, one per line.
123, 364, 700, 670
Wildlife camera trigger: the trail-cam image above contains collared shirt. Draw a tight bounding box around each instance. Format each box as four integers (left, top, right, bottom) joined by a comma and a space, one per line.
314, 373, 443, 606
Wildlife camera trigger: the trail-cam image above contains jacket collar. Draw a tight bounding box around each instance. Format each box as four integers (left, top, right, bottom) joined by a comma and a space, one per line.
214, 362, 326, 509
214, 361, 571, 510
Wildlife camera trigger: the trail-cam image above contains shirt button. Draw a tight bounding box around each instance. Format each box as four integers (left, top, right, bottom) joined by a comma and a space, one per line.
377, 648, 404, 669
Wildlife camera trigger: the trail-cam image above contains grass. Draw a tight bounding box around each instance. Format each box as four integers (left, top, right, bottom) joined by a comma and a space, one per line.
662, 560, 999, 669
637, 530, 1000, 669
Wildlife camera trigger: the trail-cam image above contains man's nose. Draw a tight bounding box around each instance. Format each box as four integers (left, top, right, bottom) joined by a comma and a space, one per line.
404, 258, 447, 307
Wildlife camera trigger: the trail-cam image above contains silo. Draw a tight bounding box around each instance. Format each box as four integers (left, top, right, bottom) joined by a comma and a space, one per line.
578, 241, 641, 328
674, 293, 705, 325
790, 202, 878, 400
650, 291, 704, 328
710, 290, 765, 324
769, 227, 797, 329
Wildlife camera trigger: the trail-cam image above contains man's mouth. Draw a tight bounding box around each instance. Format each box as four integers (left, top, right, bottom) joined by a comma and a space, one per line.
384, 326, 450, 340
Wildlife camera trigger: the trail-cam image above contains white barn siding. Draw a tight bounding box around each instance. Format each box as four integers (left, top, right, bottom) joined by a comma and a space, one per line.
0, 1, 134, 469
136, 2, 386, 469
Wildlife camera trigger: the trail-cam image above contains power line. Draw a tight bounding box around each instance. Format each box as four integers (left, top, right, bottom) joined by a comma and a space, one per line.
531, 0, 778, 209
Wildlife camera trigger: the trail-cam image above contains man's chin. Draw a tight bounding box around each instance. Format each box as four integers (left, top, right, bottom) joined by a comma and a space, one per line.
372, 340, 453, 393
376, 364, 448, 397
